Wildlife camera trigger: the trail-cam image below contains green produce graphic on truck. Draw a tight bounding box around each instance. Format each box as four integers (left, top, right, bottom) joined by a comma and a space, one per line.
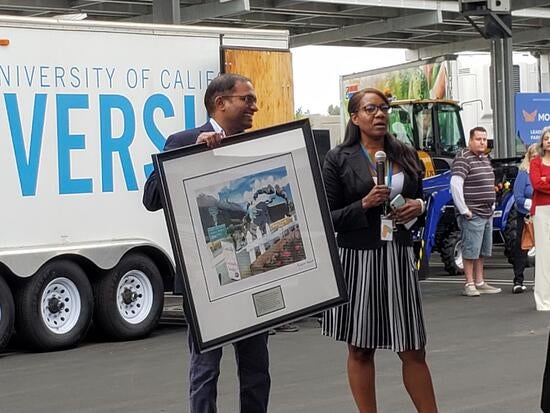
342, 59, 450, 121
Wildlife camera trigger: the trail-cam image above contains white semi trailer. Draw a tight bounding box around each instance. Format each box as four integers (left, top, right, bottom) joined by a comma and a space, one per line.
0, 15, 289, 351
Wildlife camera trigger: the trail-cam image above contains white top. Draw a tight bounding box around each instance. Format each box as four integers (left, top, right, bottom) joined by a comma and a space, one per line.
389, 171, 404, 199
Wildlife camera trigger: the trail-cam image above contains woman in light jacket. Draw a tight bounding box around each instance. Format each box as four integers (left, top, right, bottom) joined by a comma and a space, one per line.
511, 143, 538, 293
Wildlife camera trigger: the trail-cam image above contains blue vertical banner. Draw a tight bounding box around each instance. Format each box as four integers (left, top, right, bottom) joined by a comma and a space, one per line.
515, 93, 550, 145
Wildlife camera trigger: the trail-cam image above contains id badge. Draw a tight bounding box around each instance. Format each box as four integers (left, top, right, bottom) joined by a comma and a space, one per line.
380, 218, 394, 242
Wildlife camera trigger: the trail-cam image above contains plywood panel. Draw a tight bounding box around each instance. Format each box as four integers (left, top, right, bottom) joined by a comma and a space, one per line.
223, 48, 294, 130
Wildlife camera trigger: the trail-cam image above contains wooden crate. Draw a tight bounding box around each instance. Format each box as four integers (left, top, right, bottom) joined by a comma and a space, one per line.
222, 48, 294, 130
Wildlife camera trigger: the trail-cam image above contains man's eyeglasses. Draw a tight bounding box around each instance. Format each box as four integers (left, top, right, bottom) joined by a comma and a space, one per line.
221, 95, 257, 105
360, 104, 391, 115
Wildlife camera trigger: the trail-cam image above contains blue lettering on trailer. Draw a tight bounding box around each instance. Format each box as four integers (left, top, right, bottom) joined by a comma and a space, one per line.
142, 94, 197, 178
184, 95, 196, 130
99, 94, 138, 192
57, 94, 93, 194
143, 94, 175, 178
4, 92, 198, 196
5, 93, 46, 197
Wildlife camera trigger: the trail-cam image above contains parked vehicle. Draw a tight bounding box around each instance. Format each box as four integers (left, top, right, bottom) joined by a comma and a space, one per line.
0, 16, 291, 351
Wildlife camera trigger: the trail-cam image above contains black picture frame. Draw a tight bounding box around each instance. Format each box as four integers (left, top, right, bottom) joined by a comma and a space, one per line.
154, 119, 346, 352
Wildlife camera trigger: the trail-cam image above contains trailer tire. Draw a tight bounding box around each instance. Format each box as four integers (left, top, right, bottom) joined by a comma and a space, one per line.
0, 275, 15, 351
15, 260, 93, 351
93, 253, 163, 340
440, 230, 464, 275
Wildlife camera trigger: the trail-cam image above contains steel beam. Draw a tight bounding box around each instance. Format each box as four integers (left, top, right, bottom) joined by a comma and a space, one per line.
541, 54, 550, 92
290, 10, 442, 47
406, 37, 490, 60
127, 0, 250, 24
294, 0, 458, 12
61, 1, 150, 18
180, 0, 250, 23
491, 37, 515, 158
511, 0, 550, 11
0, 0, 69, 12
514, 26, 550, 44
0, 0, 67, 6
292, 0, 550, 18
406, 26, 550, 60
153, 0, 180, 24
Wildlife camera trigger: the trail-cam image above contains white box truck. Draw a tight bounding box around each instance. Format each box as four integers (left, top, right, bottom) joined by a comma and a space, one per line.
0, 15, 289, 351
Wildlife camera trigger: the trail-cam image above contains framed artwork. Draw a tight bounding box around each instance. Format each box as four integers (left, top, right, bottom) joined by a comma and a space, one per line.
154, 119, 346, 352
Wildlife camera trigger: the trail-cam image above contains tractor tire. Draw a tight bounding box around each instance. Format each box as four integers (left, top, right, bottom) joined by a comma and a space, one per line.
440, 230, 464, 275
15, 260, 93, 351
504, 208, 535, 268
0, 275, 15, 351
93, 253, 163, 340
503, 207, 517, 266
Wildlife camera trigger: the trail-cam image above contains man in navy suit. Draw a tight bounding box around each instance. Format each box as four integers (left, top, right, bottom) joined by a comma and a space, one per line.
143, 73, 270, 413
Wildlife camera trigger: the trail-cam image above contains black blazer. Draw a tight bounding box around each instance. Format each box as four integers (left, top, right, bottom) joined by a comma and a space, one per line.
322, 142, 424, 250
142, 122, 214, 211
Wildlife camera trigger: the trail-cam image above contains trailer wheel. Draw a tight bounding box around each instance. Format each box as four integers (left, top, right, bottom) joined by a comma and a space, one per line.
0, 275, 15, 351
440, 230, 464, 275
15, 260, 93, 351
93, 253, 163, 340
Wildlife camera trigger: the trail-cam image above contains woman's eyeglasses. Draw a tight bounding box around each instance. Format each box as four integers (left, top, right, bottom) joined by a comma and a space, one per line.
221, 95, 257, 105
360, 104, 391, 115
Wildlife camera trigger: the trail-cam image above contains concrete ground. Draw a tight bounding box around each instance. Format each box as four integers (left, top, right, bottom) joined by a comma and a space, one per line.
0, 251, 548, 413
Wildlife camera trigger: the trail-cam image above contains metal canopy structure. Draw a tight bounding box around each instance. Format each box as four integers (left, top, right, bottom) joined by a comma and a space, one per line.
1, 1, 548, 159
0, 0, 549, 55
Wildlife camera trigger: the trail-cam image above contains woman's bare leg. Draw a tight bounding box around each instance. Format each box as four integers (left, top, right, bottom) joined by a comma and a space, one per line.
398, 349, 438, 413
347, 345, 377, 413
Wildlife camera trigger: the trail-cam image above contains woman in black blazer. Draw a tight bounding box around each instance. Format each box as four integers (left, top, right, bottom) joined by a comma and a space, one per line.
322, 88, 438, 413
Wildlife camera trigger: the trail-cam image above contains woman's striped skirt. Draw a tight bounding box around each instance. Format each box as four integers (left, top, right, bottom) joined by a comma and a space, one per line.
322, 241, 426, 352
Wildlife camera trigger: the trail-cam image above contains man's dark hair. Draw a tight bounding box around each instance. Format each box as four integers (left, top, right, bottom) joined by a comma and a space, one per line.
204, 73, 252, 115
469, 126, 487, 139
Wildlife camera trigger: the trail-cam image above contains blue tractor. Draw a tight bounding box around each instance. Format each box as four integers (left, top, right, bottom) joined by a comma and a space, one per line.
389, 98, 528, 276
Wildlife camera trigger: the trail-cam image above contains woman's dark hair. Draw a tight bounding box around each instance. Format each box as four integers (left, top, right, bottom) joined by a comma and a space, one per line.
204, 73, 252, 115
342, 87, 422, 177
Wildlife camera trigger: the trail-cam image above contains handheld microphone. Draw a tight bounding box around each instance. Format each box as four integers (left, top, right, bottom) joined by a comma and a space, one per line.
374, 151, 386, 185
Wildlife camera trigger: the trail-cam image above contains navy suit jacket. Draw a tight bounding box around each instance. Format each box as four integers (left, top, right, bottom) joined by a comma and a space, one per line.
142, 122, 214, 211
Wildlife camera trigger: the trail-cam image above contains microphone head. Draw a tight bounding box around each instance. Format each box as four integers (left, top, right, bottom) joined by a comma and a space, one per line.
374, 151, 386, 162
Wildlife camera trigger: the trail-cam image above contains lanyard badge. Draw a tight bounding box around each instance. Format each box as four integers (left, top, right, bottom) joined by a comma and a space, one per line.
380, 218, 394, 241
